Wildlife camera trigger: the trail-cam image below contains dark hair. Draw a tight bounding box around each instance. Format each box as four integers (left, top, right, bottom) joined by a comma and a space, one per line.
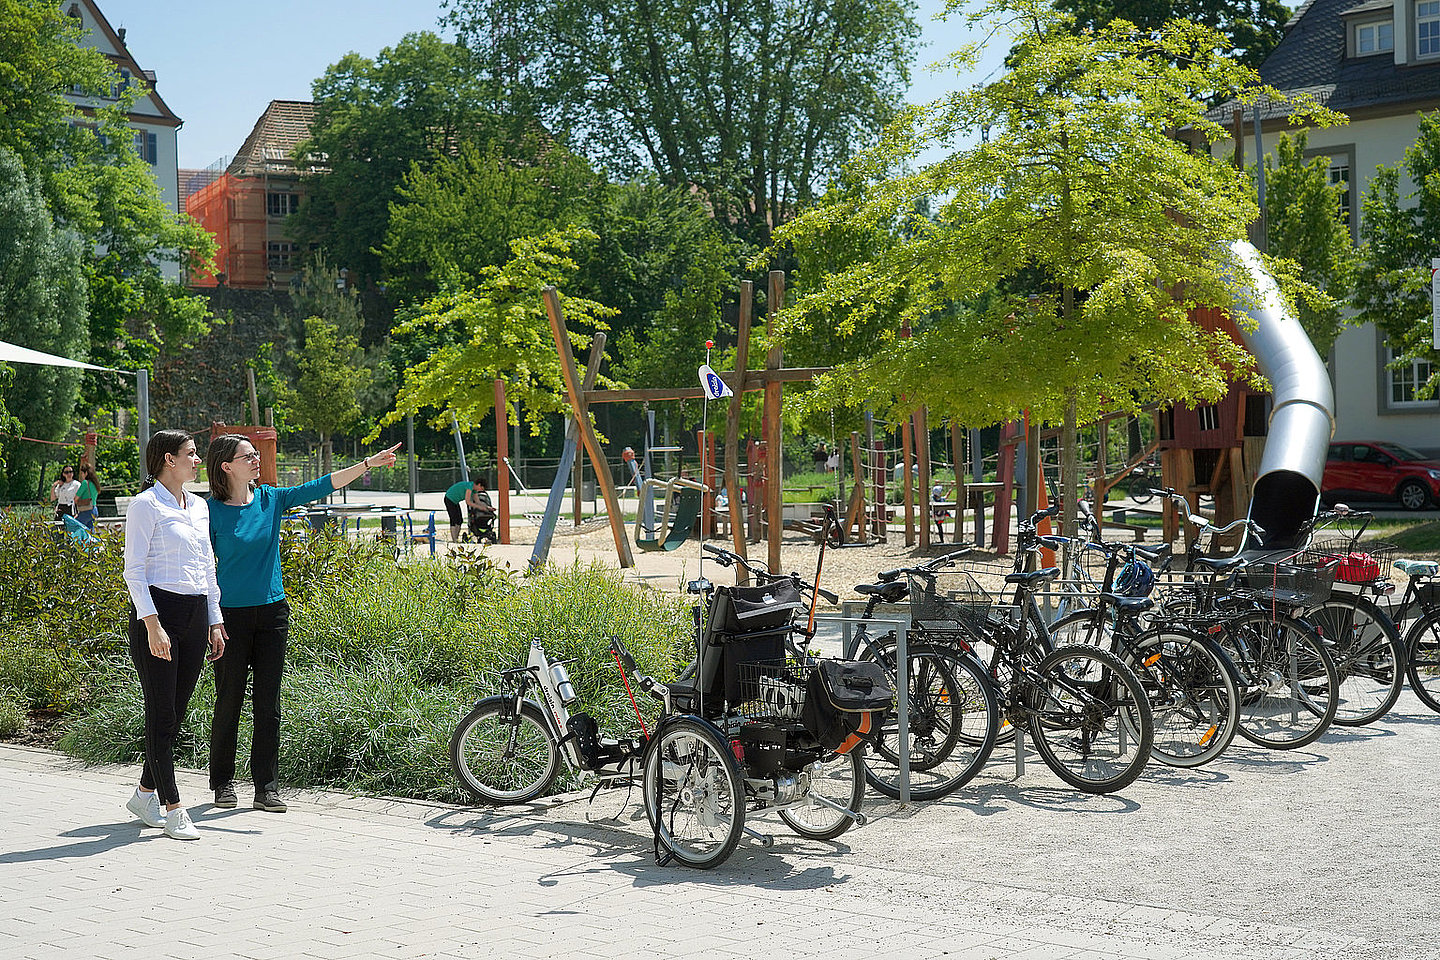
140, 430, 194, 492
60, 464, 75, 475
474, 477, 487, 489
205, 434, 250, 503
78, 465, 98, 485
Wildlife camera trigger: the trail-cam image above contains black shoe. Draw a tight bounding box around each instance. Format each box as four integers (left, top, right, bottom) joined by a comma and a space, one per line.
253, 790, 287, 813
213, 783, 237, 809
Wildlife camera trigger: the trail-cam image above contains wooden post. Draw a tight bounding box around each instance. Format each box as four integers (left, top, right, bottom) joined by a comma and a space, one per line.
726, 282, 753, 581
698, 429, 716, 537
869, 417, 885, 542
765, 271, 784, 574
542, 286, 634, 568
246, 367, 261, 425
902, 419, 915, 546
916, 406, 931, 549
747, 439, 763, 543
994, 420, 1021, 556
494, 379, 510, 544
951, 423, 965, 545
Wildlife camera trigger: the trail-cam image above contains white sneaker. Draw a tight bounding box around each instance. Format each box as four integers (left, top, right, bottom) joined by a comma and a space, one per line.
163, 807, 200, 841
126, 790, 165, 828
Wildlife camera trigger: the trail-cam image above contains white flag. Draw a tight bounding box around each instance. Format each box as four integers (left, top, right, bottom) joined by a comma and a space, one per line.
699, 364, 733, 400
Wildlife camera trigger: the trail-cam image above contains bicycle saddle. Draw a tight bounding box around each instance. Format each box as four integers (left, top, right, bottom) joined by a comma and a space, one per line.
1396, 559, 1439, 578
1099, 593, 1154, 614
1191, 554, 1246, 573
854, 581, 909, 602
1005, 566, 1060, 585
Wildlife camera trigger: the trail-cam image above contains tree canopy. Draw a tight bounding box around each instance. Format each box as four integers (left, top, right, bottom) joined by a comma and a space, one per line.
1050, 0, 1290, 69
1352, 111, 1440, 399
443, 0, 921, 247
768, 0, 1336, 528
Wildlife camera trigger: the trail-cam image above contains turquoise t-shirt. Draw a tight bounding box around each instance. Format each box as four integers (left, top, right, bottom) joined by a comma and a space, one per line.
209, 475, 335, 609
445, 481, 472, 502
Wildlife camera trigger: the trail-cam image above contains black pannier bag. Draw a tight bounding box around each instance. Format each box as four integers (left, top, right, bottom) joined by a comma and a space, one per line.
801, 660, 894, 755
701, 579, 805, 710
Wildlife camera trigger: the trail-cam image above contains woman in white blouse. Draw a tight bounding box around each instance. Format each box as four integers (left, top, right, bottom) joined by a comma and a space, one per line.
121, 430, 227, 841
50, 464, 80, 520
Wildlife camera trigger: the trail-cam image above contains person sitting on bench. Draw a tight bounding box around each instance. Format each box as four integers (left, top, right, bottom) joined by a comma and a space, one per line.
466, 477, 496, 543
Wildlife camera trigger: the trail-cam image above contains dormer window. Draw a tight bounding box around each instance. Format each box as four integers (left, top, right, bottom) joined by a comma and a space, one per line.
1420, 1, 1440, 57
1356, 19, 1394, 55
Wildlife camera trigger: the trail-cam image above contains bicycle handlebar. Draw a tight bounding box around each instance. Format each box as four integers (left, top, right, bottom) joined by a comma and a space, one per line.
702, 543, 839, 604
877, 547, 975, 583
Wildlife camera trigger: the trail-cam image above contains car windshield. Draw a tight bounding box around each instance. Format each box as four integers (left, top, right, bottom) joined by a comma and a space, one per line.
1375, 442, 1427, 461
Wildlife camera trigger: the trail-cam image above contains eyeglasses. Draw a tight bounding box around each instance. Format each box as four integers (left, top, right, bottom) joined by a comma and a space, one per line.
62, 469, 74, 475
231, 452, 262, 463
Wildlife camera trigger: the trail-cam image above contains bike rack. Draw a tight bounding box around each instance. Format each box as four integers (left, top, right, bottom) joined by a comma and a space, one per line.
817, 611, 913, 804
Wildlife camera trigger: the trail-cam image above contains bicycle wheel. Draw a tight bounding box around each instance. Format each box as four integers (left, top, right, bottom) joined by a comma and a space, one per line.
1124, 628, 1240, 768
857, 639, 999, 801
1216, 610, 1338, 750
642, 717, 745, 869
450, 697, 560, 804
1128, 475, 1155, 504
1306, 596, 1405, 726
1049, 609, 1118, 654
1404, 610, 1440, 713
1025, 644, 1153, 794
779, 749, 864, 841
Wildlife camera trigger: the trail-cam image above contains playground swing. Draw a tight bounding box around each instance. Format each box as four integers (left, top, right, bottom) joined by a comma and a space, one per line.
633, 476, 707, 551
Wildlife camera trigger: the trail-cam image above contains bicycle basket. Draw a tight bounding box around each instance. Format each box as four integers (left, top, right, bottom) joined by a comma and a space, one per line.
907, 570, 992, 629
1243, 557, 1337, 606
1305, 539, 1396, 584
733, 659, 812, 721
709, 579, 804, 635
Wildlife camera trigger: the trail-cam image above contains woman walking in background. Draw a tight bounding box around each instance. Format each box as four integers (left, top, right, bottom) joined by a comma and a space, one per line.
122, 430, 226, 841
205, 436, 401, 813
74, 465, 100, 530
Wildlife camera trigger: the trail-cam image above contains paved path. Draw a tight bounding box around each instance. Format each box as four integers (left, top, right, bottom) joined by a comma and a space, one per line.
5, 692, 1440, 960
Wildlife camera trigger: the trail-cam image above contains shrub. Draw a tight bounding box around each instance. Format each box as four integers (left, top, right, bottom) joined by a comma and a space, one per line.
0, 688, 25, 738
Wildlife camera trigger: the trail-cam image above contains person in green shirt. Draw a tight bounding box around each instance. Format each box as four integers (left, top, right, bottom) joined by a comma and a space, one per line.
444, 477, 473, 542
204, 435, 401, 813
74, 465, 100, 530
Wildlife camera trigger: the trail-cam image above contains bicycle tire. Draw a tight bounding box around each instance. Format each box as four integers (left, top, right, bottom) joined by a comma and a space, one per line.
779, 749, 865, 840
1024, 644, 1153, 793
1128, 476, 1155, 504
857, 640, 999, 801
1215, 609, 1338, 750
1305, 595, 1405, 726
450, 697, 560, 804
1125, 628, 1240, 768
642, 716, 745, 869
1405, 609, 1440, 713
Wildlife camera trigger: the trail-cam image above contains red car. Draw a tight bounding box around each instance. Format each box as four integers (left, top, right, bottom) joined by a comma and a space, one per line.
1323, 442, 1440, 511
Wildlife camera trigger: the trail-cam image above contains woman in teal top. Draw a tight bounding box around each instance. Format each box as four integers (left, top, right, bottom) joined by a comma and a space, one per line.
204, 435, 401, 812
443, 477, 472, 542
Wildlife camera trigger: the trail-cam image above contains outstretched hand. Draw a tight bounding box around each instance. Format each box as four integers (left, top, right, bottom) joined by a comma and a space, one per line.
366, 443, 402, 469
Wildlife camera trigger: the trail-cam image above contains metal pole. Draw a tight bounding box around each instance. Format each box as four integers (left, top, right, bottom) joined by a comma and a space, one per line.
451, 411, 468, 483
136, 368, 150, 476
406, 414, 416, 511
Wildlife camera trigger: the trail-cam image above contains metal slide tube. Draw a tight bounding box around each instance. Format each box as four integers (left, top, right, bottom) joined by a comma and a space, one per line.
1226, 240, 1335, 548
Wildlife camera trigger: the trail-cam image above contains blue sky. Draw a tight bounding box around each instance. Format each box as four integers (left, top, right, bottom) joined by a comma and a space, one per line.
100, 0, 1008, 170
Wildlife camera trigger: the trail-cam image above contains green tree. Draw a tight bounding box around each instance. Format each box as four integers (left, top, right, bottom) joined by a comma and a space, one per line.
278, 316, 364, 478
382, 138, 599, 304
292, 32, 516, 328
0, 147, 89, 498
1263, 131, 1355, 356
1051, 0, 1291, 69
768, 0, 1336, 532
1352, 112, 1440, 399
377, 228, 618, 439
444, 0, 920, 247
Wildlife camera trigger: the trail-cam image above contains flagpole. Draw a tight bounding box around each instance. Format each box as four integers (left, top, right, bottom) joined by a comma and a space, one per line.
699, 339, 712, 587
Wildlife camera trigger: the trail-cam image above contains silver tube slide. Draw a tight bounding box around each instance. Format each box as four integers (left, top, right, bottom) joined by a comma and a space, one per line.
1226, 239, 1335, 548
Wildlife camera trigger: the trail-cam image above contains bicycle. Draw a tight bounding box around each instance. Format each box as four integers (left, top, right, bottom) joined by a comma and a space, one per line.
449, 557, 875, 869
1047, 537, 1241, 768
1390, 556, 1440, 712
1153, 489, 1340, 750
855, 506, 1156, 794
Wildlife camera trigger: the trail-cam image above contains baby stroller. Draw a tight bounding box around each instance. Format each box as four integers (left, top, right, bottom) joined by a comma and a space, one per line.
467, 491, 497, 544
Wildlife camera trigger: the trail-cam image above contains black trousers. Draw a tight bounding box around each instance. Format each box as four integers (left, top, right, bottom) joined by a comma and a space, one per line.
444, 496, 463, 529
128, 589, 209, 806
210, 599, 290, 793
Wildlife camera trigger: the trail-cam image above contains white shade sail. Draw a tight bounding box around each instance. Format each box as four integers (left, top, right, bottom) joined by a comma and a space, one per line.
0, 339, 127, 374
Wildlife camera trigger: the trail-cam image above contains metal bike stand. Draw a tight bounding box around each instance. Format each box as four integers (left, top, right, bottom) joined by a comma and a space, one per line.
816, 612, 912, 804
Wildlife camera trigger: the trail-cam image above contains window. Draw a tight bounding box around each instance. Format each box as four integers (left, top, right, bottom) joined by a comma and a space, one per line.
266, 192, 299, 217
133, 130, 157, 164
1357, 19, 1394, 54
1196, 404, 1220, 431
1420, 1, 1440, 57
110, 68, 131, 99
1388, 347, 1437, 406
267, 242, 298, 271
1329, 161, 1351, 224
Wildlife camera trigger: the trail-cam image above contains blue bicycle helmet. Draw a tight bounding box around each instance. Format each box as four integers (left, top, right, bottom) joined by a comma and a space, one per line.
1114, 559, 1156, 598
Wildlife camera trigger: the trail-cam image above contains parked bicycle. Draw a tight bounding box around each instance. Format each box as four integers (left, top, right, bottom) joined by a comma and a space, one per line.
449, 549, 886, 869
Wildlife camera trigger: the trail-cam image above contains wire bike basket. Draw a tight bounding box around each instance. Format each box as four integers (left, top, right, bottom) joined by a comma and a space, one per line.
1305, 538, 1397, 585
907, 570, 993, 631
1243, 553, 1339, 607
734, 660, 812, 722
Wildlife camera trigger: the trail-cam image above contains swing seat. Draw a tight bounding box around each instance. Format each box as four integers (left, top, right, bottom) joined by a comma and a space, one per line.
634, 478, 706, 551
